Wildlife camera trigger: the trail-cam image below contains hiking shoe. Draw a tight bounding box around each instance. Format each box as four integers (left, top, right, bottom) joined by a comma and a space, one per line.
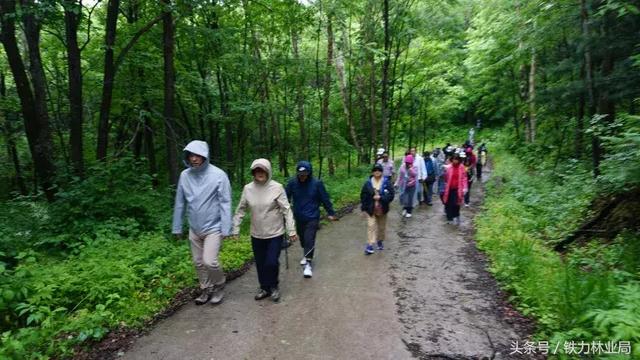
254, 289, 270, 301
300, 257, 307, 266
195, 288, 212, 305
377, 240, 384, 250
365, 245, 375, 255
209, 289, 224, 305
303, 264, 313, 278
270, 288, 281, 302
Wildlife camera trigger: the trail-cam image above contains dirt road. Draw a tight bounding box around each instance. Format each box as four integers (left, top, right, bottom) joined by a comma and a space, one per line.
120, 169, 532, 360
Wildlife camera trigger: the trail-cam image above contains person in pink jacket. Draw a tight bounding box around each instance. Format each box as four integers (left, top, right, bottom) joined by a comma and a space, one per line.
443, 152, 468, 225
395, 155, 418, 218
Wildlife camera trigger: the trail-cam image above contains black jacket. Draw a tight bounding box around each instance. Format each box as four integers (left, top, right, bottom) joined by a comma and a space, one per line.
360, 177, 395, 216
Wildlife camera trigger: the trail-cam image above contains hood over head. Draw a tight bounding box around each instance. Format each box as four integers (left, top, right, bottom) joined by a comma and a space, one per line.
296, 160, 313, 177
183, 140, 210, 169
250, 158, 273, 182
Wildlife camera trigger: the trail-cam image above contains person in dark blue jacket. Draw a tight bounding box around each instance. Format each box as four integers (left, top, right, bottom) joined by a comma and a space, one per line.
285, 161, 337, 278
360, 163, 395, 254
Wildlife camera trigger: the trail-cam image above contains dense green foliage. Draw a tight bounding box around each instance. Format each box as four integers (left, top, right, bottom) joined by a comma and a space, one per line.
0, 0, 638, 357
0, 158, 367, 358
476, 131, 640, 358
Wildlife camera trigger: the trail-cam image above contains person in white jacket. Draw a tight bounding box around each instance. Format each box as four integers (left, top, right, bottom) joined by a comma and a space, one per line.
172, 140, 232, 306
232, 159, 298, 302
410, 147, 428, 204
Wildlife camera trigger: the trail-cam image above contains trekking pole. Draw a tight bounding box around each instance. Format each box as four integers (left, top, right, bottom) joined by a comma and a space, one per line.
284, 233, 290, 270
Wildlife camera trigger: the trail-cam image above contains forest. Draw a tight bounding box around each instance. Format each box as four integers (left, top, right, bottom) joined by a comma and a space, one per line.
0, 0, 639, 358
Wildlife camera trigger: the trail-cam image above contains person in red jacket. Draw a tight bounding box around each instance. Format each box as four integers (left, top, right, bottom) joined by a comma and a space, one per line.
443, 152, 468, 225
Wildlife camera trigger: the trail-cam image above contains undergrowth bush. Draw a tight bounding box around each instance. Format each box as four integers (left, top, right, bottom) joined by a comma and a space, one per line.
476, 140, 640, 358
0, 234, 252, 359
0, 157, 367, 359
44, 158, 169, 250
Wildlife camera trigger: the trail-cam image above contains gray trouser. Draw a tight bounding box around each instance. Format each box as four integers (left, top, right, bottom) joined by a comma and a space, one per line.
189, 230, 225, 289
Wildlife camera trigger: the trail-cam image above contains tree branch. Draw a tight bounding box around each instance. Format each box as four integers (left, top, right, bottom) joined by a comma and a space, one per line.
113, 14, 163, 74
80, 0, 102, 52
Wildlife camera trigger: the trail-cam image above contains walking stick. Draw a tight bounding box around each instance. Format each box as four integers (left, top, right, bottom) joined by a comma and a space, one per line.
284, 233, 290, 270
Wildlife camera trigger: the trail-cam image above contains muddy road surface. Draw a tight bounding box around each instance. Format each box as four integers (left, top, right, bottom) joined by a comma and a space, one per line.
120, 169, 533, 360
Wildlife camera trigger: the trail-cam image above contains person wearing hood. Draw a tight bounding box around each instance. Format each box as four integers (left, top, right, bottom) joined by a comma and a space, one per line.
395, 154, 418, 218
285, 161, 337, 279
172, 140, 232, 306
232, 159, 298, 302
361, 163, 395, 254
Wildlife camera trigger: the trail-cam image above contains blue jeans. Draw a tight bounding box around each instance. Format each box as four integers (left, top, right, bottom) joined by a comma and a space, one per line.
251, 235, 283, 291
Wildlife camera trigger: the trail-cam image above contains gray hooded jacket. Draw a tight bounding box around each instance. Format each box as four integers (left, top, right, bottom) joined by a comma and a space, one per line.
172, 140, 232, 236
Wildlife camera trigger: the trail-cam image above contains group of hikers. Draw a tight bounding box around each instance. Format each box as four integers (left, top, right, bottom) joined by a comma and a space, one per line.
172, 137, 487, 306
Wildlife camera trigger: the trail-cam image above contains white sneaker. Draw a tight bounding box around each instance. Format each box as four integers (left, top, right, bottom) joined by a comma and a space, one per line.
402, 209, 407, 217
300, 257, 307, 266
405, 213, 412, 218
454, 217, 461, 225
464, 203, 470, 208
303, 264, 313, 278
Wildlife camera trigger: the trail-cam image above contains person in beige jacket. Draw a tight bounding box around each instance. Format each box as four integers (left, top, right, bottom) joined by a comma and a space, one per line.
232, 159, 298, 302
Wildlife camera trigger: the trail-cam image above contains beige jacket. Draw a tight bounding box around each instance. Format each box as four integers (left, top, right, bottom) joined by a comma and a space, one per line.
232, 159, 297, 239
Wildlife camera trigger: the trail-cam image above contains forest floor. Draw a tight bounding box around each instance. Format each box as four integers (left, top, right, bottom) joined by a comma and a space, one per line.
108, 166, 536, 360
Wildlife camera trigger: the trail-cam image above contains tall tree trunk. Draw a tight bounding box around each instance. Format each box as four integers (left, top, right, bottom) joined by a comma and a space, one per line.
576, 89, 585, 158
291, 28, 308, 160
380, 0, 391, 150
97, 0, 120, 161
519, 62, 530, 142
0, 0, 57, 201
0, 71, 27, 195
162, 0, 178, 185
528, 49, 536, 143
357, 73, 369, 163
64, 0, 84, 176
216, 68, 234, 175
322, 16, 335, 176
143, 105, 158, 188
334, 26, 362, 158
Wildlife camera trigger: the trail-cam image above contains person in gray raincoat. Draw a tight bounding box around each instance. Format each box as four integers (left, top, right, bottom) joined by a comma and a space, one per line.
172, 140, 232, 305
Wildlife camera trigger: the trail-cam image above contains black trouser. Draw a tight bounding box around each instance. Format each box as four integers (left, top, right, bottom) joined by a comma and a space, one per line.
251, 235, 283, 292
424, 178, 435, 204
296, 219, 319, 260
465, 181, 473, 205
476, 163, 483, 180
445, 191, 460, 221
